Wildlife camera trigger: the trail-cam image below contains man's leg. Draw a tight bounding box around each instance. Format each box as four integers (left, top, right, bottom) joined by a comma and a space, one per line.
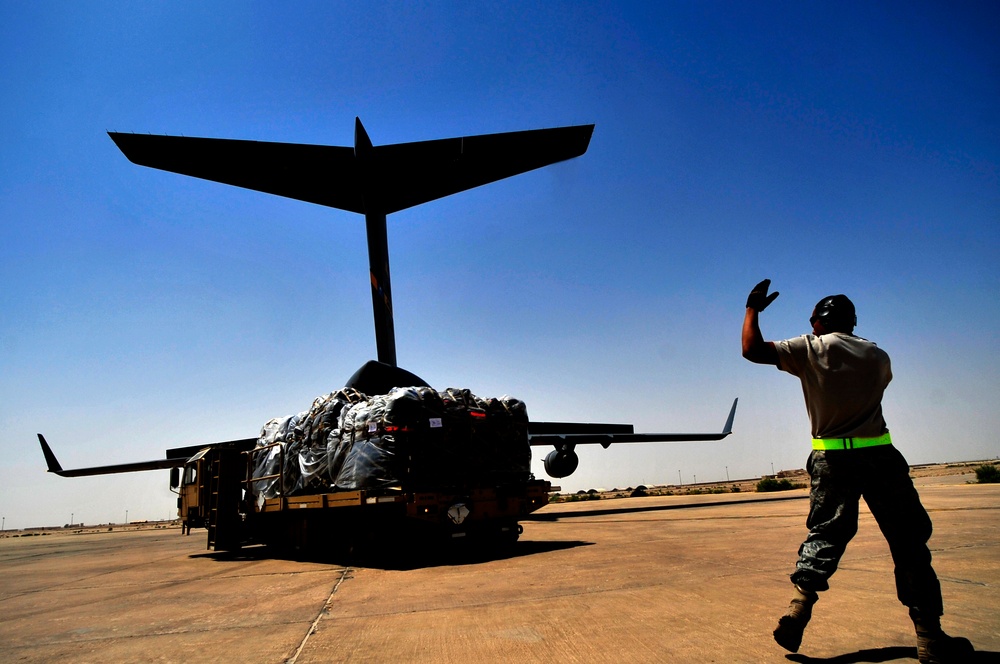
862, 446, 940, 613
791, 451, 861, 591
775, 451, 860, 652
863, 446, 973, 663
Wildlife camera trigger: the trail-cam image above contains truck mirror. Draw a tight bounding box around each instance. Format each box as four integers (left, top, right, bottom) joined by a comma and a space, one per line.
170, 467, 180, 489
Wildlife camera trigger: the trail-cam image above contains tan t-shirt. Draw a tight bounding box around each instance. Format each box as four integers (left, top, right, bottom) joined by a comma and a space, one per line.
774, 332, 891, 439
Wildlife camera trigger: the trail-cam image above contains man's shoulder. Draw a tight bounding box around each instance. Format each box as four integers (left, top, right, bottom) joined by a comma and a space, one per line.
833, 332, 887, 352
773, 334, 812, 374
774, 334, 805, 358
777, 333, 889, 361
827, 334, 892, 370
777, 333, 812, 348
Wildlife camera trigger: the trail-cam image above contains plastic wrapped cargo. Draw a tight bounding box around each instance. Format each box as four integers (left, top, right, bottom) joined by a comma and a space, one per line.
249, 385, 531, 500
251, 413, 302, 499
296, 388, 364, 493
329, 392, 395, 490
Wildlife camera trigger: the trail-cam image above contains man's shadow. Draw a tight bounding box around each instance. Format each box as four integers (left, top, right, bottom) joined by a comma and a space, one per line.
787, 645, 999, 663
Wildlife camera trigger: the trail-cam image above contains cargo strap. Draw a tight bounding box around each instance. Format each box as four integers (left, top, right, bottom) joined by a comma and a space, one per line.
812, 432, 892, 450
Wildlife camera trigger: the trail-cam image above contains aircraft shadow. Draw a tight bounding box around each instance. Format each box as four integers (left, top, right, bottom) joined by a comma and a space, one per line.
787, 646, 998, 663
192, 539, 594, 571
525, 493, 807, 521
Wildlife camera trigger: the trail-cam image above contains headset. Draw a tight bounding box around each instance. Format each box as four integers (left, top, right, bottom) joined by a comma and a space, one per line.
810, 294, 857, 331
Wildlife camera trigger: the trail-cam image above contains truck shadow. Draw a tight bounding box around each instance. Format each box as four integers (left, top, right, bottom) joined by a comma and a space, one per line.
193, 539, 593, 570
353, 539, 595, 570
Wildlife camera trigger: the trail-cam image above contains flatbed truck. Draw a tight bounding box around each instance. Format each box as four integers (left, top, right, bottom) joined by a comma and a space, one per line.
168, 440, 550, 553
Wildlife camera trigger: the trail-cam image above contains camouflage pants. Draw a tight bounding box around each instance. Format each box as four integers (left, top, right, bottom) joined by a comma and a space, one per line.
791, 445, 943, 616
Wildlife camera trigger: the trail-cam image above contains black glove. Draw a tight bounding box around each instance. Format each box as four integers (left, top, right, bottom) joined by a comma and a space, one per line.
746, 279, 779, 311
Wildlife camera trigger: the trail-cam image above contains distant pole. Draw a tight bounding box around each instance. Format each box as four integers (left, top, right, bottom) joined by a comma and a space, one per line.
771, 462, 775, 475
693, 474, 697, 484
70, 512, 74, 527
726, 466, 730, 482
125, 510, 128, 525
2, 516, 5, 532
678, 470, 682, 486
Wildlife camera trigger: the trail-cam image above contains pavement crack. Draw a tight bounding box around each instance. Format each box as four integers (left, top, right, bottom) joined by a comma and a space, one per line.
938, 576, 990, 587
286, 565, 353, 664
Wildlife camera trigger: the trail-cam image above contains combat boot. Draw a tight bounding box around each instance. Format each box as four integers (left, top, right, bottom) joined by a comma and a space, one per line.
773, 584, 818, 653
910, 609, 974, 664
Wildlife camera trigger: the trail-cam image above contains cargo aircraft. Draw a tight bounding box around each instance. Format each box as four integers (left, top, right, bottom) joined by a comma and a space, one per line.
39, 118, 736, 484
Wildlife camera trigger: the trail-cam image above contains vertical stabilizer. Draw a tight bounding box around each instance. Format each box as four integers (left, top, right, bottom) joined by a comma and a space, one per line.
109, 119, 594, 366
354, 118, 396, 365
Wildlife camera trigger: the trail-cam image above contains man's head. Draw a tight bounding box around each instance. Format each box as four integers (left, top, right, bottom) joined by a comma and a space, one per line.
810, 294, 856, 334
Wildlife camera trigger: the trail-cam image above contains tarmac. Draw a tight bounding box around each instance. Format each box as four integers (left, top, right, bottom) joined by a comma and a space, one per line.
1, 472, 997, 663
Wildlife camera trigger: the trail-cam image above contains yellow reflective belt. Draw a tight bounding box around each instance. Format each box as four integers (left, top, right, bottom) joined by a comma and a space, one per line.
811, 432, 892, 450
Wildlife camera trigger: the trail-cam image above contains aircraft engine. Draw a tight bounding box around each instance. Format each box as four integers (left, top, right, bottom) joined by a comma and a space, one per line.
543, 446, 579, 478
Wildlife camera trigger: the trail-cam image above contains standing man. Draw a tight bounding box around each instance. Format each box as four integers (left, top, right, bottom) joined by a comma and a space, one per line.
741, 279, 973, 663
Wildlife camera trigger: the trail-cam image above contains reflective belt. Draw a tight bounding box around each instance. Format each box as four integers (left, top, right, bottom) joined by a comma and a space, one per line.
811, 432, 892, 450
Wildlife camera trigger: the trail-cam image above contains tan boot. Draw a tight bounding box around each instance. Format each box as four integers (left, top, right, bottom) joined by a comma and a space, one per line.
911, 610, 974, 664
773, 584, 818, 653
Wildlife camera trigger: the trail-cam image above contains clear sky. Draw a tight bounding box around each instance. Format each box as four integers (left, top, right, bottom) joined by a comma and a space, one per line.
1, 2, 997, 530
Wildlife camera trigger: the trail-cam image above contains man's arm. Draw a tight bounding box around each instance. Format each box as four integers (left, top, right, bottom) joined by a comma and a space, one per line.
742, 279, 779, 365
742, 307, 778, 365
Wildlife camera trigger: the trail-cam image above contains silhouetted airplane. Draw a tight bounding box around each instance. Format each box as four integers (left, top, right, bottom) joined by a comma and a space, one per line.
41, 118, 735, 481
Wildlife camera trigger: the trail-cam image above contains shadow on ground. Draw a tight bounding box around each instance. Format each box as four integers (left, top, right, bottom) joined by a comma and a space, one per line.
526, 493, 807, 521
787, 645, 999, 663
191, 538, 594, 570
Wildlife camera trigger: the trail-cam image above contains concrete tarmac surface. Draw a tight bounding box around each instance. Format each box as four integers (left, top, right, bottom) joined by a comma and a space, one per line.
2, 474, 997, 663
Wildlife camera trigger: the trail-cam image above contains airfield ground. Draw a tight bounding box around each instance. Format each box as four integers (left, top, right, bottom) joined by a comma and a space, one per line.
1, 463, 997, 663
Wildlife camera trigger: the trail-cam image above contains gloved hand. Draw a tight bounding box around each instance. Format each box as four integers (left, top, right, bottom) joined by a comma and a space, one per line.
747, 279, 779, 311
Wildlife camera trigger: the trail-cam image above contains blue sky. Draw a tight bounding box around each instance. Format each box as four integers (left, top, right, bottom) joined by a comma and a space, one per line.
1, 2, 997, 529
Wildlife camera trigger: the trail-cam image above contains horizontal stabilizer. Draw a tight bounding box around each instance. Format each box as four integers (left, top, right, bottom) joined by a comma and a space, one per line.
528, 398, 738, 448
109, 121, 594, 215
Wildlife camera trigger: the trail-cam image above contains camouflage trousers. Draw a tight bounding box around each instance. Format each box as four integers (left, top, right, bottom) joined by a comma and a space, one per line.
791, 445, 943, 616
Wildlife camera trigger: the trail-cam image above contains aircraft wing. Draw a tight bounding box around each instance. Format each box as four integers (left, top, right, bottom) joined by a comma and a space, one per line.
39, 398, 735, 482
37, 434, 255, 478
527, 398, 738, 449
108, 120, 595, 215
